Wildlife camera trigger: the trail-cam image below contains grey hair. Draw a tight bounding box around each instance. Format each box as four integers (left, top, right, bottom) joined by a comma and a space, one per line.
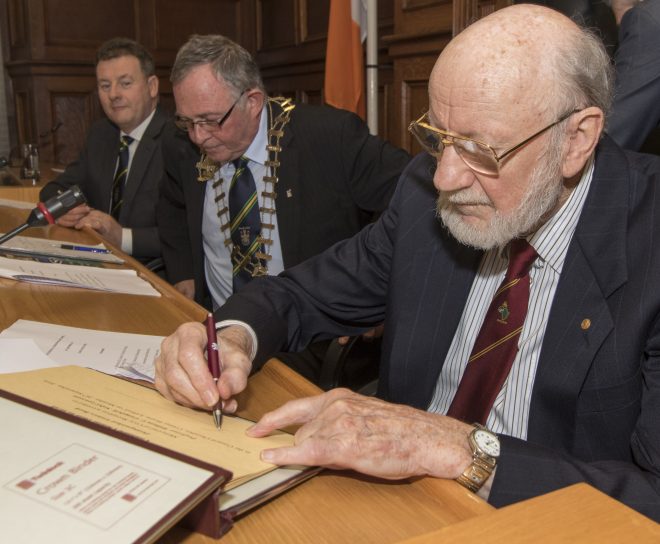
170, 34, 265, 96
551, 25, 614, 121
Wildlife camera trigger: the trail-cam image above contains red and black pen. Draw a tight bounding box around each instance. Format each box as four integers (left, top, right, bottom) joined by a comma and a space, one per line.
205, 313, 223, 429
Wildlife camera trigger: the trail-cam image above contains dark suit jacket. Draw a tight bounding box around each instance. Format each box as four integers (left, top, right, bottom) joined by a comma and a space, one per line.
40, 106, 169, 259
157, 101, 411, 306
606, 0, 660, 151
217, 136, 660, 521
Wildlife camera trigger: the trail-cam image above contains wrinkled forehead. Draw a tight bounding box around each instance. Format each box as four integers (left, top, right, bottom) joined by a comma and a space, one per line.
429, 13, 563, 132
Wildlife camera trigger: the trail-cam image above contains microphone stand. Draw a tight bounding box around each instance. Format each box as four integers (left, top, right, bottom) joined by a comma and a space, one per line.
0, 224, 30, 245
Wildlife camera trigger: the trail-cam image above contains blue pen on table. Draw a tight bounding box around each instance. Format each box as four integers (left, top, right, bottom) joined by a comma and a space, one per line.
205, 313, 223, 429
60, 244, 111, 254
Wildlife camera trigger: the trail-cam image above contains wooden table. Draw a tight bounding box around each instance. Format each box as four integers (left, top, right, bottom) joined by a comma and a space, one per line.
401, 483, 660, 543
0, 161, 62, 203
0, 206, 493, 543
2, 206, 658, 543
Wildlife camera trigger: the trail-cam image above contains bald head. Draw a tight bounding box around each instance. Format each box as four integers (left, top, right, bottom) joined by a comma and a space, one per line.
432, 5, 583, 121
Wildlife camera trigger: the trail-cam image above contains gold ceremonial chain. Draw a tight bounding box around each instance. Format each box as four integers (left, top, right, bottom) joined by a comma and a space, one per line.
199, 97, 295, 278
196, 155, 218, 182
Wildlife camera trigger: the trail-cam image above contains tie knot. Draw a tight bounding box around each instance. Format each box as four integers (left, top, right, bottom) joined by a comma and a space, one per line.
232, 156, 248, 170
120, 135, 134, 148
506, 239, 538, 279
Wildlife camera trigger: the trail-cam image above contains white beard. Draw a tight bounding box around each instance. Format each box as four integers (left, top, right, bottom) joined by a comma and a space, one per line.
436, 141, 564, 250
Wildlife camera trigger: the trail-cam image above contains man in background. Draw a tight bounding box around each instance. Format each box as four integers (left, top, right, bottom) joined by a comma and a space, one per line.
40, 37, 167, 262
156, 5, 660, 521
157, 35, 410, 386
605, 0, 660, 152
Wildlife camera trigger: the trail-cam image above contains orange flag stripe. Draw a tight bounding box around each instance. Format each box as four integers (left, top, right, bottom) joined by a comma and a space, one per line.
324, 0, 365, 118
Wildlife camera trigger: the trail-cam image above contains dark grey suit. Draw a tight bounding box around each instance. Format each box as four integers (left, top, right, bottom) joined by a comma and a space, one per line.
216, 136, 660, 521
606, 0, 660, 151
40, 106, 169, 260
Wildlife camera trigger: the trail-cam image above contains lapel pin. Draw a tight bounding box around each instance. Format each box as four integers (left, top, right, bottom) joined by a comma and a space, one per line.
286, 189, 293, 198
581, 319, 591, 330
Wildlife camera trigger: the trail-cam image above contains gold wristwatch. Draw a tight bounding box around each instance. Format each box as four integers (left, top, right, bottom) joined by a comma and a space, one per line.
455, 424, 500, 493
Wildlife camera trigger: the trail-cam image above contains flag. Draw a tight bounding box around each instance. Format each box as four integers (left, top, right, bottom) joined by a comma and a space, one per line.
324, 0, 367, 118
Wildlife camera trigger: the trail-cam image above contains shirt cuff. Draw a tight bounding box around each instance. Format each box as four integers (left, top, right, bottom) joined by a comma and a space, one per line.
215, 319, 258, 361
120, 228, 133, 254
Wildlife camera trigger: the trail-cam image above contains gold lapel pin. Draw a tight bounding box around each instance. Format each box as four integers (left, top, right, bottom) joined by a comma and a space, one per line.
580, 319, 591, 330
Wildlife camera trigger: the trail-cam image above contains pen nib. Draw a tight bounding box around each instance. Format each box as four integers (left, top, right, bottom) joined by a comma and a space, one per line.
213, 406, 223, 429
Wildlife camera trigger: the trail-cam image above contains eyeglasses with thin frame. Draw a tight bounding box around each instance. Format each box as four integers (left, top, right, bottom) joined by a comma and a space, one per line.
408, 109, 581, 175
174, 91, 246, 133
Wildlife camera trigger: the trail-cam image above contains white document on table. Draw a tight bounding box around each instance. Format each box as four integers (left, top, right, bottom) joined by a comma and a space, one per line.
0, 319, 161, 381
0, 338, 61, 372
0, 255, 159, 296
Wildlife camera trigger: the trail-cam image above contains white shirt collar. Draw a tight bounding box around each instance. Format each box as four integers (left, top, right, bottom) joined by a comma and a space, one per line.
242, 104, 269, 166
122, 106, 157, 143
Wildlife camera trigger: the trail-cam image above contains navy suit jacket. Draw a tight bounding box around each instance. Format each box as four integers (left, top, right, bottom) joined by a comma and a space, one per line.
40, 106, 169, 259
217, 136, 660, 521
606, 0, 660, 151
157, 101, 411, 306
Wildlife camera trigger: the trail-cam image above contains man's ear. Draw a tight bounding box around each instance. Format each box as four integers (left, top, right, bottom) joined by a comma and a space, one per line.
562, 106, 604, 178
245, 88, 265, 117
147, 74, 159, 99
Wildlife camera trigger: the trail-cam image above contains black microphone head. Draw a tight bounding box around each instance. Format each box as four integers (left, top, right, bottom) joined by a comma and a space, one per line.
26, 185, 87, 227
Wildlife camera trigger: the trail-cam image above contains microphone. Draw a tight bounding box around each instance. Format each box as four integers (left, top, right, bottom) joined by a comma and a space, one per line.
0, 185, 87, 245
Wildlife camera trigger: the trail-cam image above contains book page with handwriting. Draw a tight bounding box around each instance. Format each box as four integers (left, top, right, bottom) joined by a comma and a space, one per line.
0, 366, 293, 489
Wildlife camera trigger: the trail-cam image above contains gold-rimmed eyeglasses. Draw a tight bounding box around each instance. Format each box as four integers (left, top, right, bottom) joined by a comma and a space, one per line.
407, 109, 580, 176
175, 91, 246, 133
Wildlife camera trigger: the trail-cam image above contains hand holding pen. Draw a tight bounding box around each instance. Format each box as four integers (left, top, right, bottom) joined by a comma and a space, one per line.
205, 313, 223, 429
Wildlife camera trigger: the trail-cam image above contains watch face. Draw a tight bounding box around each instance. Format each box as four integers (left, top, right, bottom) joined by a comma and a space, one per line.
474, 429, 500, 457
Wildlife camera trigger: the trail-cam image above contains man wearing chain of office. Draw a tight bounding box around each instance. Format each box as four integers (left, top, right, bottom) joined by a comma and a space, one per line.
157, 34, 409, 385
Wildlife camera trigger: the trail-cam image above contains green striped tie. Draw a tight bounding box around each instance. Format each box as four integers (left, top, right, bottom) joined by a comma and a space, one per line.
110, 135, 133, 219
229, 156, 263, 290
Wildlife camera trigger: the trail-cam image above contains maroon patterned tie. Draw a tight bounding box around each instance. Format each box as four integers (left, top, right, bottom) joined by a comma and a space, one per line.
447, 239, 538, 425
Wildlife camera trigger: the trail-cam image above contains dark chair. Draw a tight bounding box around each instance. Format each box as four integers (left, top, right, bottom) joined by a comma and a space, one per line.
145, 257, 167, 279
319, 336, 379, 396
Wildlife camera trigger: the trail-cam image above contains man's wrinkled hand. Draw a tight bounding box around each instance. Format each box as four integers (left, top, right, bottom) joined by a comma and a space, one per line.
247, 389, 474, 481
75, 209, 122, 246
55, 204, 91, 228
155, 322, 253, 415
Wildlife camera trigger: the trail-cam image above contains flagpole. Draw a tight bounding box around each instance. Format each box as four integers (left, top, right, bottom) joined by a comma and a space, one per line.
366, 0, 378, 135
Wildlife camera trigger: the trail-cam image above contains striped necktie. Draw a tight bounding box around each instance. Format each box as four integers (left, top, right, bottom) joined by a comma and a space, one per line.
110, 135, 133, 220
229, 157, 262, 290
447, 239, 538, 425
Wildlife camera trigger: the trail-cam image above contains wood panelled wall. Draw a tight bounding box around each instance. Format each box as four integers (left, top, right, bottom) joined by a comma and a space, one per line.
1, 0, 511, 165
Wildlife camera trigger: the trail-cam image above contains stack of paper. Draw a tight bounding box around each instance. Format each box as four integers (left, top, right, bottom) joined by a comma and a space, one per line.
0, 255, 159, 296
0, 234, 125, 264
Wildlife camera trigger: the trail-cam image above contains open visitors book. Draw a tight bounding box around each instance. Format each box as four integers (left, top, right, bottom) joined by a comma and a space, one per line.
0, 366, 319, 541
